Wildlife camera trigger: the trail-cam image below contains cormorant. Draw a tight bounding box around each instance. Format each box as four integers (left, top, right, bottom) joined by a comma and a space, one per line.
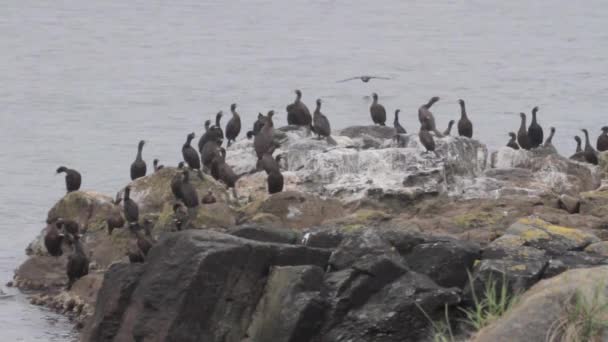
182, 132, 201, 170
44, 220, 64, 257
370, 93, 386, 126
517, 113, 531, 150
130, 140, 147, 180
597, 126, 608, 152
527, 106, 544, 148
56, 166, 82, 193
66, 233, 88, 290
286, 90, 312, 126
179, 170, 199, 208
457, 99, 473, 138
313, 99, 332, 139
418, 97, 443, 136
123, 186, 139, 227
393, 109, 406, 134
507, 132, 519, 150
225, 103, 241, 147
443, 120, 455, 136
581, 129, 599, 165
336, 75, 391, 83
153, 159, 164, 172
544, 127, 556, 147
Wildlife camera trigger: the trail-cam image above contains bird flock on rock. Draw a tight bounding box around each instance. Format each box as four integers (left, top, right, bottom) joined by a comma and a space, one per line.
47, 90, 608, 287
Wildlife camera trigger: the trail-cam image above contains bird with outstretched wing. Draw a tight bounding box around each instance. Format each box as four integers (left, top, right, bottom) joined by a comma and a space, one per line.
336, 75, 391, 83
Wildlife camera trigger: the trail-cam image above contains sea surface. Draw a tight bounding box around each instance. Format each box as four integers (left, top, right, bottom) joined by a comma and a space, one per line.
1, 1, 607, 340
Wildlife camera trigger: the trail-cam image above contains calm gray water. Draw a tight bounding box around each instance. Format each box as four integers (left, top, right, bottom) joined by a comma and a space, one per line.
1, 1, 607, 339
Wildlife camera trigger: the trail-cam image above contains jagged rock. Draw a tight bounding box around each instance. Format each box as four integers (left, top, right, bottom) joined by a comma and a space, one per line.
505, 217, 600, 254
14, 255, 67, 289
301, 229, 345, 249
82, 263, 145, 342
473, 266, 608, 342
339, 125, 397, 141
482, 235, 547, 261
83, 231, 331, 342
403, 239, 481, 288
542, 252, 608, 279
322, 265, 461, 342
557, 194, 580, 214
245, 265, 326, 342
328, 229, 405, 271
229, 225, 301, 244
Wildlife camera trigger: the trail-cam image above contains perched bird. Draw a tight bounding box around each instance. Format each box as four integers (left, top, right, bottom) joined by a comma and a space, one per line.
201, 137, 223, 170
123, 186, 139, 227
517, 113, 531, 150
179, 170, 199, 209
527, 106, 544, 148
153, 159, 164, 172
267, 169, 284, 194
570, 136, 585, 162
336, 75, 390, 83
506, 132, 520, 150
197, 120, 213, 153
212, 148, 239, 196
182, 132, 201, 170
170, 162, 185, 201
172, 203, 189, 231
56, 218, 80, 236
597, 126, 608, 152
202, 191, 217, 204
581, 129, 599, 165
214, 111, 225, 141
544, 127, 556, 147
254, 110, 275, 160
106, 192, 125, 235
418, 97, 443, 137
225, 103, 242, 147
312, 99, 332, 140
247, 113, 266, 139
130, 140, 147, 180
443, 120, 455, 136
56, 166, 82, 193
457, 99, 473, 138
44, 220, 64, 257
369, 93, 386, 126
419, 117, 436, 154
286, 90, 312, 126
66, 233, 88, 290
393, 110, 406, 134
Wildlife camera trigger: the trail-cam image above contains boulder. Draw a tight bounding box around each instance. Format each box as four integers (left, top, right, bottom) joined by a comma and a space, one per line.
490, 147, 601, 195
403, 239, 481, 288
83, 230, 331, 342
473, 266, 608, 342
245, 265, 326, 342
229, 225, 301, 244
585, 241, 608, 257
557, 194, 581, 214
339, 125, 397, 141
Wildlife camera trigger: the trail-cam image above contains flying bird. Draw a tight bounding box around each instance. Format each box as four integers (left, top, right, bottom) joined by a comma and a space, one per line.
336, 75, 391, 83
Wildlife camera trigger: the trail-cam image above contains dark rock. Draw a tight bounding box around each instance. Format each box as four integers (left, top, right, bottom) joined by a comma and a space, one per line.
322, 268, 461, 342
82, 263, 145, 342
302, 229, 345, 249
542, 251, 608, 279
465, 258, 547, 302
230, 225, 301, 244
328, 229, 403, 271
403, 239, 481, 288
245, 265, 326, 342
557, 194, 580, 214
84, 230, 331, 342
339, 125, 396, 140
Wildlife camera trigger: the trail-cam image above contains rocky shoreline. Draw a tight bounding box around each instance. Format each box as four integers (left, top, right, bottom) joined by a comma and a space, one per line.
11, 126, 608, 341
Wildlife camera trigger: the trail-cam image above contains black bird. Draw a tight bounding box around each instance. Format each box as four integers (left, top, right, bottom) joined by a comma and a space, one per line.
172, 203, 188, 231
507, 132, 520, 150
259, 148, 281, 175
393, 109, 406, 134
56, 218, 80, 236
182, 132, 201, 170
170, 162, 185, 201
544, 127, 556, 147
336, 75, 391, 83
247, 113, 266, 139
457, 99, 473, 138
127, 219, 154, 263
267, 170, 284, 194
517, 113, 531, 150
66, 233, 88, 290
581, 129, 599, 165
179, 170, 199, 208
153, 159, 164, 172
570, 136, 586, 162
201, 138, 222, 170
197, 120, 213, 153
419, 119, 436, 154
130, 140, 147, 180
106, 192, 125, 235
225, 103, 242, 147
527, 106, 544, 148
418, 97, 443, 136
254, 110, 275, 160
123, 186, 139, 227
286, 90, 312, 126
214, 111, 224, 141
369, 93, 386, 126
44, 220, 64, 257
313, 99, 332, 139
213, 148, 239, 194
597, 126, 608, 152
443, 120, 455, 136
56, 166, 82, 193
202, 191, 216, 204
